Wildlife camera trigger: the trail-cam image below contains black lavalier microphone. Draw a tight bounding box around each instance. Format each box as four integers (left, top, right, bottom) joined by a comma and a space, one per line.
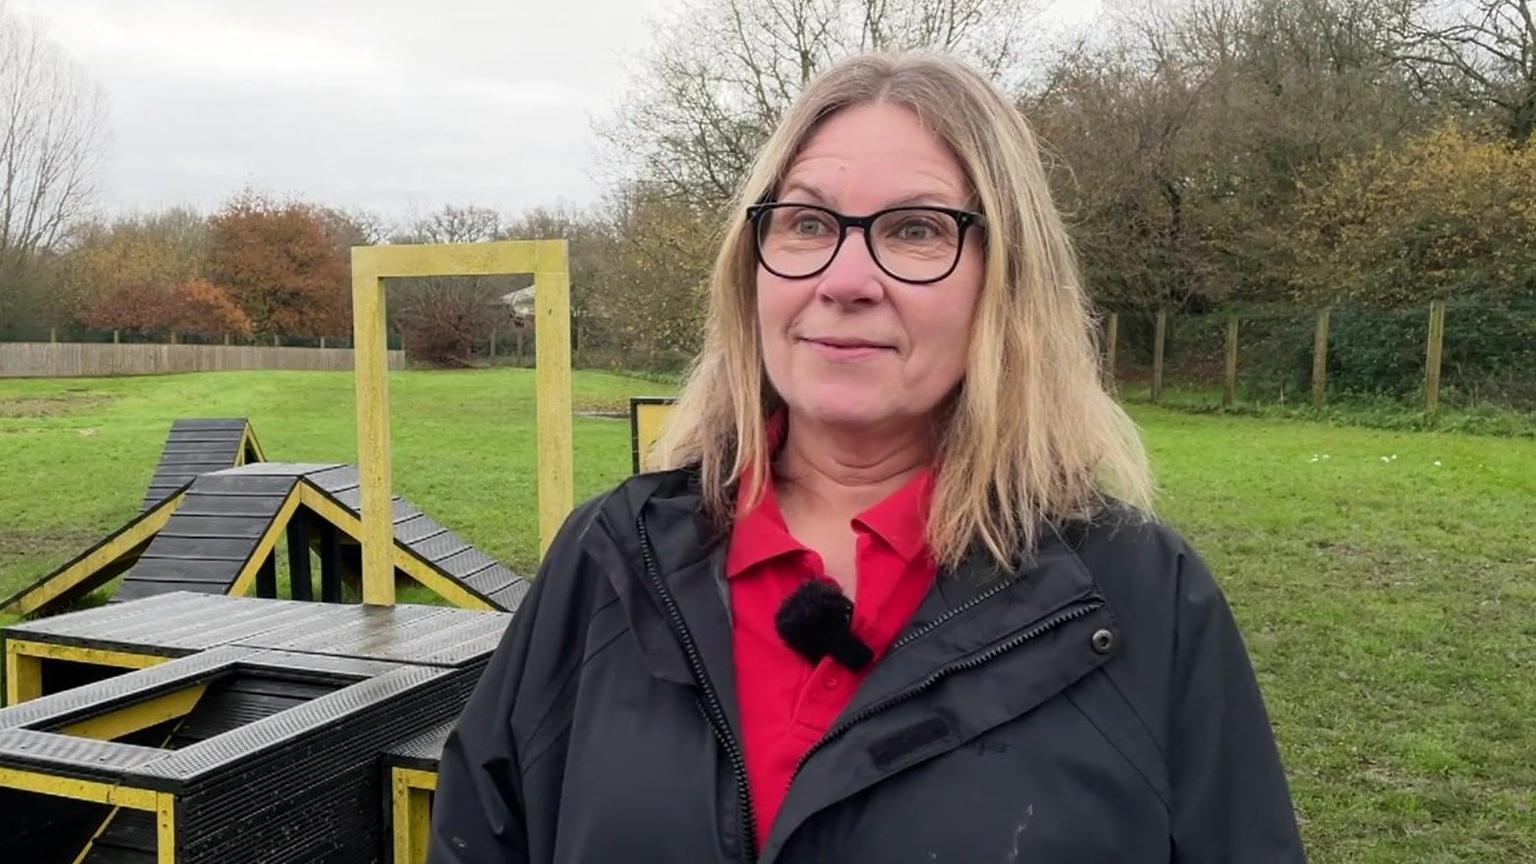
775, 580, 874, 671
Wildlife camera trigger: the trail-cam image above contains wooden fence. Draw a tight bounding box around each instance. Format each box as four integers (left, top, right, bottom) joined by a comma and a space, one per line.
0, 342, 405, 378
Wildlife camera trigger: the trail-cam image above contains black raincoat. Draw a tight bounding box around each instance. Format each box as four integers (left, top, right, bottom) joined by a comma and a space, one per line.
429, 468, 1308, 863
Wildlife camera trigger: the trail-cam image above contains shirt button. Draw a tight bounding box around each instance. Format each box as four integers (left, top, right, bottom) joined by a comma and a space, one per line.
822, 675, 839, 691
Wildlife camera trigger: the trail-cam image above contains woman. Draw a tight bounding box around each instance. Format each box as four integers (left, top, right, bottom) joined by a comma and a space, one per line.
431, 52, 1307, 863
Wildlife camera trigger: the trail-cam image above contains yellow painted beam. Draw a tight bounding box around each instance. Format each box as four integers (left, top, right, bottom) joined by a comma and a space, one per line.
2, 492, 185, 617
351, 250, 395, 606
352, 240, 559, 278
534, 246, 572, 554
296, 484, 496, 611
631, 399, 676, 474
70, 805, 120, 864
156, 792, 176, 864
349, 240, 572, 600
226, 485, 303, 598
4, 643, 41, 705
392, 767, 440, 864
56, 684, 206, 741
0, 766, 156, 810
238, 423, 266, 463
4, 639, 170, 705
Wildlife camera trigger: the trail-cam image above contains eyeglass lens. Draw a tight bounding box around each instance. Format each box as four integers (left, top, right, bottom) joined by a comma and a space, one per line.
756, 205, 964, 283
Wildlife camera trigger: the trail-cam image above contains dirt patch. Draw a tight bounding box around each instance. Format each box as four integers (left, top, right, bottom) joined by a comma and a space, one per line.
0, 392, 118, 419
0, 528, 103, 560
0, 529, 105, 600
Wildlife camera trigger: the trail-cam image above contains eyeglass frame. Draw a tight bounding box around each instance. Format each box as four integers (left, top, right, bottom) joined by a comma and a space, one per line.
745, 201, 986, 286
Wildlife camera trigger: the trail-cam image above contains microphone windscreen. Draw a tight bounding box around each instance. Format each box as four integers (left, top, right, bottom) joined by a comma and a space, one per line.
775, 579, 854, 664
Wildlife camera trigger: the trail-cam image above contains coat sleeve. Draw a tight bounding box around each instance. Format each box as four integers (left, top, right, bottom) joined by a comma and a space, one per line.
1167, 541, 1309, 863
427, 496, 605, 864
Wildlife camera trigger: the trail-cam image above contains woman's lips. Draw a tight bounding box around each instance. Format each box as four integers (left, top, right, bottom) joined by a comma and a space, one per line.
802, 338, 893, 361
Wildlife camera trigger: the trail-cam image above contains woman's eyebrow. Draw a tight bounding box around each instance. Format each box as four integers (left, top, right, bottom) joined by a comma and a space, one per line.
778, 180, 966, 210
778, 180, 830, 204
885, 193, 963, 208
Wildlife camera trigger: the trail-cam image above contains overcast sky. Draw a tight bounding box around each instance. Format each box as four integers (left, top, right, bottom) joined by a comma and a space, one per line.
14, 0, 1100, 223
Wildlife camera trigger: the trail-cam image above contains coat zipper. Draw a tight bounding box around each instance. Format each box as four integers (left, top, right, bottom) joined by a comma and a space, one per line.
788, 598, 1104, 787
636, 514, 760, 863
886, 573, 1022, 655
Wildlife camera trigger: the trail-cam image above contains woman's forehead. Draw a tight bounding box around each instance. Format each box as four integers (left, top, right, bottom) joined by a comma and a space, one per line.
780, 103, 969, 207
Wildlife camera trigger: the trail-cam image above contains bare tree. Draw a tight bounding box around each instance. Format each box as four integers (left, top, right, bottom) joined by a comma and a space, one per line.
1030, 0, 1426, 309
1393, 0, 1536, 143
395, 204, 502, 245
387, 205, 513, 365
600, 0, 1047, 208
0, 9, 107, 328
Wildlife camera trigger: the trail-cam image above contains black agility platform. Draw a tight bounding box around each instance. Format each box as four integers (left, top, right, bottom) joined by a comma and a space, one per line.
3, 592, 511, 704
0, 594, 511, 864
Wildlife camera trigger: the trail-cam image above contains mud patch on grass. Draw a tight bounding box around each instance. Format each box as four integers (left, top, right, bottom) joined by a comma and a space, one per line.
0, 392, 118, 419
0, 528, 106, 607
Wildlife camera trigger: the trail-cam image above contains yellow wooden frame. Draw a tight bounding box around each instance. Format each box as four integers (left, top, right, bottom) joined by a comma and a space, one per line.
156, 791, 176, 864
351, 241, 571, 606
64, 791, 177, 864
4, 639, 172, 705
55, 683, 207, 741
1, 492, 186, 617
225, 484, 303, 598
390, 766, 438, 864
238, 423, 266, 463
0, 765, 157, 809
295, 483, 495, 611
629, 398, 676, 474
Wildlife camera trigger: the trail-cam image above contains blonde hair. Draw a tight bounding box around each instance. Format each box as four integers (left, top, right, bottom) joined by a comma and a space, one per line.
656, 52, 1154, 571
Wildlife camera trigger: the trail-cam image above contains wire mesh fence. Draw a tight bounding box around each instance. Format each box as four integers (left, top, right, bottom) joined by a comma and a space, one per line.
1104, 302, 1536, 414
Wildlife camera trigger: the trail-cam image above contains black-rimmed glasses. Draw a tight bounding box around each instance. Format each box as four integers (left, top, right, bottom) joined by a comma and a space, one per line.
746, 202, 985, 285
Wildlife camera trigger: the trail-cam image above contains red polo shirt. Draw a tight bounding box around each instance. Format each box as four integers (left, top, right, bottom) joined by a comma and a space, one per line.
726, 427, 937, 849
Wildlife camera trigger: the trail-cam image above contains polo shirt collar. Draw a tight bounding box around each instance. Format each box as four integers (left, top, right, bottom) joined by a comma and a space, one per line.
726, 410, 934, 578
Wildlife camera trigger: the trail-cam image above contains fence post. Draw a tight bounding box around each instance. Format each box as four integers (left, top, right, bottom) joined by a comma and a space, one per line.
1224, 315, 1239, 407
169, 330, 178, 345
49, 328, 57, 343
1312, 307, 1331, 410
113, 330, 119, 344
320, 336, 327, 349
489, 329, 497, 360
273, 334, 281, 347
1425, 300, 1446, 415
1104, 312, 1119, 391
223, 333, 230, 346
1151, 308, 1167, 403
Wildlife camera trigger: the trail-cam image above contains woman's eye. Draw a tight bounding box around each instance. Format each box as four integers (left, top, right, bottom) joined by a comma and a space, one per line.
894, 220, 938, 241
793, 216, 830, 235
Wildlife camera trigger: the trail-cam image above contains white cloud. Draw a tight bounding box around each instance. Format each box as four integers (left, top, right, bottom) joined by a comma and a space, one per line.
11, 0, 669, 220
11, 0, 1098, 222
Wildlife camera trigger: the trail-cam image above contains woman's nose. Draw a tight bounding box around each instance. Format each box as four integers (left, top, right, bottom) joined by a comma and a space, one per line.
815, 229, 885, 305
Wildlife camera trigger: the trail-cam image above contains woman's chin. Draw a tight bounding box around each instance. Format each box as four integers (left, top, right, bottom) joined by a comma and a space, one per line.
790, 393, 894, 430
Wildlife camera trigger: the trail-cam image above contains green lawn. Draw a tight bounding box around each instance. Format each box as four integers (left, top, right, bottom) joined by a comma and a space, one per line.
1, 369, 1533, 862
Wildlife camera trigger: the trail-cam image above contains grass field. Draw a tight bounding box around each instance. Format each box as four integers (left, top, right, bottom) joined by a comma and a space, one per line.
2, 369, 1533, 862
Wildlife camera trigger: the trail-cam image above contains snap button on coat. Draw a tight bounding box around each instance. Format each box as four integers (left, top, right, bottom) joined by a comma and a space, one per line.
1091, 628, 1116, 654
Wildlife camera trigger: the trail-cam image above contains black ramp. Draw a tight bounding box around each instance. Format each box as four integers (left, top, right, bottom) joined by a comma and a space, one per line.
303, 465, 529, 612
141, 419, 262, 513
117, 473, 302, 603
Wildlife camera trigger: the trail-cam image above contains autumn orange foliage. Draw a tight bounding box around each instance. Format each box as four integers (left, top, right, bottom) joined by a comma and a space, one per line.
205, 192, 351, 339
